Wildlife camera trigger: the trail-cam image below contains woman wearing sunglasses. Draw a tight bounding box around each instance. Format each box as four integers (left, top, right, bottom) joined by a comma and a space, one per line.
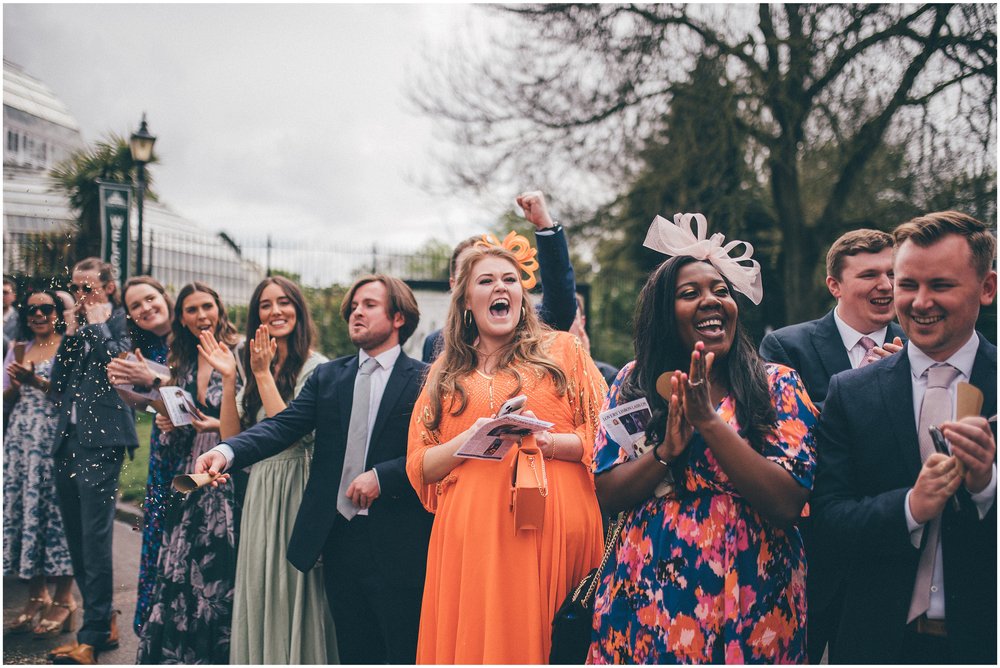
3, 291, 76, 638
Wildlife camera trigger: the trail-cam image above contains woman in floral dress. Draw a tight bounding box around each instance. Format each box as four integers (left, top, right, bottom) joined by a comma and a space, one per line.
588, 215, 818, 664
106, 276, 175, 635
3, 291, 75, 637
136, 282, 243, 664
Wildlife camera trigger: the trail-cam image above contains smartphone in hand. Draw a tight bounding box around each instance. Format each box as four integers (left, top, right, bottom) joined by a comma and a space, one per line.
497, 394, 527, 417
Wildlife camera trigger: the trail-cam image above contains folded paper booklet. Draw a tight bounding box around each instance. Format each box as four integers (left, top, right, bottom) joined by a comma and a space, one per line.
159, 385, 198, 427
454, 414, 554, 461
112, 353, 171, 410
599, 397, 652, 459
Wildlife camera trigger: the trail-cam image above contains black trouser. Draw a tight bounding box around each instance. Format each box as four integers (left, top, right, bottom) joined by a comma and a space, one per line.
54, 431, 124, 647
322, 515, 423, 664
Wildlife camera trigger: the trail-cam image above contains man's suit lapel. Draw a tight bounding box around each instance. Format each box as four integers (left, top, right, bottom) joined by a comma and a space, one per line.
880, 346, 922, 479
367, 354, 414, 462
970, 333, 997, 418
812, 310, 852, 380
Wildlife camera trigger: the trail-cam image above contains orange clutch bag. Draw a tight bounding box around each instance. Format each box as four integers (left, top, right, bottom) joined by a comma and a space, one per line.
510, 439, 547, 533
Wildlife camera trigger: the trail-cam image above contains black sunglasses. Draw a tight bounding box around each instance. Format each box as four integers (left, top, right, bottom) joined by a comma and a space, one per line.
70, 283, 94, 293
26, 303, 57, 316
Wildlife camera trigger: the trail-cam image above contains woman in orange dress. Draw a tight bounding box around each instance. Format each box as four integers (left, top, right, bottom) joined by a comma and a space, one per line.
406, 233, 607, 663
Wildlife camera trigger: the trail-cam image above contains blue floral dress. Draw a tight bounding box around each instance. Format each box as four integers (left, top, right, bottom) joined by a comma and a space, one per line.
133, 336, 177, 634
588, 362, 817, 664
2, 349, 73, 579
136, 360, 243, 664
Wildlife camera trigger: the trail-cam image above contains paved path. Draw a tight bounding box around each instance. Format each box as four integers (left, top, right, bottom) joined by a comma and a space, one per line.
3, 517, 142, 664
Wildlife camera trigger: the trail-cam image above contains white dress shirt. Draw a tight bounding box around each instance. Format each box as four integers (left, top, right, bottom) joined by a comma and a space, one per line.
833, 306, 888, 369
902, 332, 997, 619
213, 345, 402, 513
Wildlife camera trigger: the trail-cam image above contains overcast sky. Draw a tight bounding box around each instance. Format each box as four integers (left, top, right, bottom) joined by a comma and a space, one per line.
4, 3, 520, 249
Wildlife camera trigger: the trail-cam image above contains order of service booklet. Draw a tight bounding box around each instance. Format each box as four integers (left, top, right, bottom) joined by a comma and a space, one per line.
454, 414, 555, 461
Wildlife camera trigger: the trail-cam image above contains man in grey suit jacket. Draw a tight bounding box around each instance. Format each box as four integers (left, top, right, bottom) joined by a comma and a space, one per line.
759, 229, 904, 663
813, 212, 996, 663
48, 259, 137, 666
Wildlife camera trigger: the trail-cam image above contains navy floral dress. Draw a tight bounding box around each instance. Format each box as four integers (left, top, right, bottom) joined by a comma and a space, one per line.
588, 362, 817, 664
133, 336, 178, 635
2, 349, 73, 579
136, 359, 243, 664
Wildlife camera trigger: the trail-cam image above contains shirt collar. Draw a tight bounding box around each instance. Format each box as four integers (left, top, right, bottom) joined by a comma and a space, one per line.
359, 344, 401, 371
907, 331, 979, 381
833, 306, 888, 351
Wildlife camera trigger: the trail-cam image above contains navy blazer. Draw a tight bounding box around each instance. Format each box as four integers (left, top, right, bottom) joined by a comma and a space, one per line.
225, 350, 433, 585
759, 309, 906, 409
422, 226, 577, 363
812, 335, 997, 664
49, 306, 137, 453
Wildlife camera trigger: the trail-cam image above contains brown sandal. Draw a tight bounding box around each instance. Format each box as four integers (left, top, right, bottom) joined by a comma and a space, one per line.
33, 599, 77, 638
7, 596, 51, 634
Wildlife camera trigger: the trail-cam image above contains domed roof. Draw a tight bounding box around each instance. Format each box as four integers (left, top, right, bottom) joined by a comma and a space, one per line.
3, 59, 80, 132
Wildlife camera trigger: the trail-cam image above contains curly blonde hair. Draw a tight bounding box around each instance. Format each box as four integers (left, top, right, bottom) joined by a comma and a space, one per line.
424, 244, 567, 430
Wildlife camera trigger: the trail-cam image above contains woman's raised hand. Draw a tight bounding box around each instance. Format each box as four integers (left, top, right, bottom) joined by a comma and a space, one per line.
249, 325, 277, 377
656, 371, 693, 463
197, 330, 237, 380
682, 341, 717, 428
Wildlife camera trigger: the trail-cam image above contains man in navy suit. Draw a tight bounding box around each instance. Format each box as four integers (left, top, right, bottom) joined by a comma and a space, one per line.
813, 211, 996, 664
759, 229, 906, 663
422, 190, 577, 363
48, 258, 137, 665
760, 229, 906, 410
197, 274, 433, 664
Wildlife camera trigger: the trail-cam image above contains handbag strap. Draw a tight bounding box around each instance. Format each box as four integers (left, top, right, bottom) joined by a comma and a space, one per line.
580, 511, 626, 606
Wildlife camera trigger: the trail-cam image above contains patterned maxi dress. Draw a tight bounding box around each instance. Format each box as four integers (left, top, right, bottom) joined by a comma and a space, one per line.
136, 360, 243, 664
406, 332, 607, 663
133, 336, 176, 634
588, 362, 818, 664
2, 348, 73, 579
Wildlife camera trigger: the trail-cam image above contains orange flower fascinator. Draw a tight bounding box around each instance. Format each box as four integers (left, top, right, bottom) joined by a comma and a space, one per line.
474, 231, 540, 289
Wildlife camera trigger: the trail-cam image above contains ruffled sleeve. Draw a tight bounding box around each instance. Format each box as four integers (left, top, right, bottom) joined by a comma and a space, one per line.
592, 361, 636, 474
761, 363, 819, 490
406, 367, 444, 513
558, 333, 609, 469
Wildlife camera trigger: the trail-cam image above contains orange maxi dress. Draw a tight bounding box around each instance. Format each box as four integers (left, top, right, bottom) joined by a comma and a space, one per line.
406, 332, 607, 664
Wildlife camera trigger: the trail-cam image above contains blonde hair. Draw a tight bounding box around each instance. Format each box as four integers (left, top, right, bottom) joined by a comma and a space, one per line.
424, 244, 567, 431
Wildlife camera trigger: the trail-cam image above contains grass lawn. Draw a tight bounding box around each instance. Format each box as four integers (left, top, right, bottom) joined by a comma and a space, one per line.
119, 411, 152, 506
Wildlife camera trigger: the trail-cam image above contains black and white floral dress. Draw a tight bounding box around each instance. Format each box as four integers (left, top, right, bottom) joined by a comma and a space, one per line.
136, 360, 243, 664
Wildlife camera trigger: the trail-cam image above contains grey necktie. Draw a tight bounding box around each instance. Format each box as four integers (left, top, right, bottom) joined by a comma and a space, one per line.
858, 336, 879, 368
907, 363, 961, 622
337, 357, 378, 520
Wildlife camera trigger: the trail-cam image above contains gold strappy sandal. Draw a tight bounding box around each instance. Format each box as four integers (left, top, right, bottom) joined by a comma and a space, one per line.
8, 596, 52, 634
33, 599, 78, 638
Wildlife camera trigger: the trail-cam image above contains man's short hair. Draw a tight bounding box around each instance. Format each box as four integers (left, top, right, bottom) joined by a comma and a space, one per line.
340, 274, 421, 345
826, 229, 895, 281
894, 211, 997, 278
449, 236, 480, 279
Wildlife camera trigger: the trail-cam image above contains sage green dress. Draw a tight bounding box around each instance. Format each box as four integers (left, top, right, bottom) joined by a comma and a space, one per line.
230, 351, 339, 664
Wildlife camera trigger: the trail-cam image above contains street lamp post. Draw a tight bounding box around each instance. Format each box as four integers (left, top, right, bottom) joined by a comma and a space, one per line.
129, 114, 156, 275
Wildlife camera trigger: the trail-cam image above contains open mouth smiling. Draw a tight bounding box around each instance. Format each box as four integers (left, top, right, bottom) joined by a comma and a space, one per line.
695, 317, 724, 335
489, 298, 511, 318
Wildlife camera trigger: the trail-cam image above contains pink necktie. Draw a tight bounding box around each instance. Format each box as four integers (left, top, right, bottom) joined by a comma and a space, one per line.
906, 363, 961, 622
858, 336, 880, 368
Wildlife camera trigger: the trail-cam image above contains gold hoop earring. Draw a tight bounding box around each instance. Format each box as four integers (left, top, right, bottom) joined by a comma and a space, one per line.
520, 305, 527, 321
463, 309, 474, 329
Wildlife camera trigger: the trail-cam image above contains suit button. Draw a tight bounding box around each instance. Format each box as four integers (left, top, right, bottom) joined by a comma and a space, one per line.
930, 586, 939, 593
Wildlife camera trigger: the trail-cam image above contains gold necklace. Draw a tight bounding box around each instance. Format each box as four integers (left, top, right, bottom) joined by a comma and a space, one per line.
475, 368, 496, 411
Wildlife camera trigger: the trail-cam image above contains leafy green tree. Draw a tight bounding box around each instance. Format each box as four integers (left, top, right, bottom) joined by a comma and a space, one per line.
415, 4, 996, 325
49, 134, 158, 263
